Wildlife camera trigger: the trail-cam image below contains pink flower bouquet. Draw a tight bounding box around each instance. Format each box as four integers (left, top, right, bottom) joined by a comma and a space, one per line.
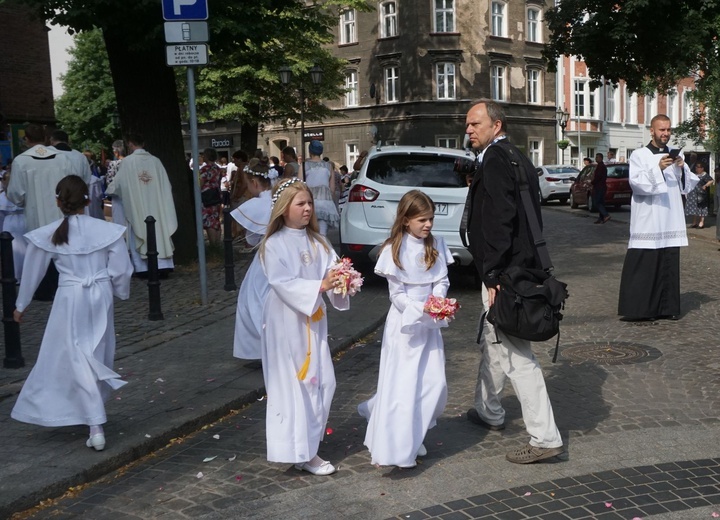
424, 295, 460, 322
329, 257, 364, 297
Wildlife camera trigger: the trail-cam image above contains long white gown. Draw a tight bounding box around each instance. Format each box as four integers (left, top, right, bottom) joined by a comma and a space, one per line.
11, 215, 133, 427
358, 234, 453, 467
260, 227, 349, 463
0, 190, 26, 281
231, 190, 272, 360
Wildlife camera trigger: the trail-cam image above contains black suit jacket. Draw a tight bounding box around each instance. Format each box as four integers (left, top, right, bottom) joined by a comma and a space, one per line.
465, 138, 542, 287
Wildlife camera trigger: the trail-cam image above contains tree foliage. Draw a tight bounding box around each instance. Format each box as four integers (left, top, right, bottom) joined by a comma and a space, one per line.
54, 28, 117, 156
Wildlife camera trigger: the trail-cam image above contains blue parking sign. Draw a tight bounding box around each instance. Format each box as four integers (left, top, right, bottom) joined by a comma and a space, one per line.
162, 0, 208, 20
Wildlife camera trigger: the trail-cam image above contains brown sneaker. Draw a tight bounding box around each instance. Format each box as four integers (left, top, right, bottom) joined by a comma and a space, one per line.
506, 443, 564, 464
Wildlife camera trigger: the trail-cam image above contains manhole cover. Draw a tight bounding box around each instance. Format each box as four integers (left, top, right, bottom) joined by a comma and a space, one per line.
559, 342, 661, 365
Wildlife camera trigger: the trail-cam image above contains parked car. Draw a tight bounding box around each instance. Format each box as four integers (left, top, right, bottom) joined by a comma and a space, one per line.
339, 145, 474, 269
537, 165, 580, 204
569, 162, 632, 211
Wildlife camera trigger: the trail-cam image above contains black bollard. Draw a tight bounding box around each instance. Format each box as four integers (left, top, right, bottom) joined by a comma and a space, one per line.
1, 232, 23, 368
223, 207, 237, 291
145, 216, 164, 321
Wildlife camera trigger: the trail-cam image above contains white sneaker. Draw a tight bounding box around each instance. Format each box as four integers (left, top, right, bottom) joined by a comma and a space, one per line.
86, 433, 106, 451
417, 443, 427, 457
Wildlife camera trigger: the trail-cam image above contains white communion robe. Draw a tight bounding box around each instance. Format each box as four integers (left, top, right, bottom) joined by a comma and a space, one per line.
105, 149, 177, 272
260, 227, 349, 463
11, 215, 133, 427
627, 146, 698, 249
231, 190, 272, 360
0, 191, 26, 281
6, 145, 75, 231
358, 234, 453, 467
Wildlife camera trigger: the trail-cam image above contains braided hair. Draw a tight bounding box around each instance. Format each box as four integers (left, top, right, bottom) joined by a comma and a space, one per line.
52, 175, 89, 246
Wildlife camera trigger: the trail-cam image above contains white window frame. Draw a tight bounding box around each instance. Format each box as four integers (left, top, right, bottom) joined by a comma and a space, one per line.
491, 1, 507, 37
340, 10, 357, 44
491, 64, 507, 102
574, 79, 597, 118
345, 70, 359, 107
384, 65, 399, 103
434, 0, 455, 33
436, 62, 456, 100
380, 1, 398, 38
624, 86, 638, 123
606, 83, 619, 123
527, 68, 541, 104
644, 93, 657, 124
667, 90, 679, 125
437, 136, 459, 149
346, 142, 359, 168
528, 138, 542, 166
682, 90, 693, 122
526, 7, 541, 42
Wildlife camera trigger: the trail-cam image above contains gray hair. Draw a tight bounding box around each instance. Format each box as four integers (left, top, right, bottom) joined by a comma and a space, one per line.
471, 99, 507, 132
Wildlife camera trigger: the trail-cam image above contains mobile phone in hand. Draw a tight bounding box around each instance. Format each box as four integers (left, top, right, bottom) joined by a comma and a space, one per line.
668, 147, 683, 159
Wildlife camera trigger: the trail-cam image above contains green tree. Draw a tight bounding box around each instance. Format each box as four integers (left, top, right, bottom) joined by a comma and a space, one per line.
55, 28, 117, 157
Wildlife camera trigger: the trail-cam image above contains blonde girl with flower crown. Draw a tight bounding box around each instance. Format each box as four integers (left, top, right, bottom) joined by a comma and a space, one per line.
358, 189, 453, 468
259, 178, 349, 476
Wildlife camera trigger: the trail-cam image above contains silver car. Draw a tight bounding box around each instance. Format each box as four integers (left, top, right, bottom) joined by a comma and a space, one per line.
536, 164, 579, 204
339, 145, 474, 268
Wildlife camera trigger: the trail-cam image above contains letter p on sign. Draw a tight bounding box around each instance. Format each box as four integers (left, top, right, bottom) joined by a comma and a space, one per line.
173, 0, 196, 15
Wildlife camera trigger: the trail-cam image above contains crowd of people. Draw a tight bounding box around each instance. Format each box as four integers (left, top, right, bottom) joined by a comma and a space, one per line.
3, 101, 709, 476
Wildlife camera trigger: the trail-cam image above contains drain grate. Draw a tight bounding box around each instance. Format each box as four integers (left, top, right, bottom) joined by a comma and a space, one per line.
559, 342, 661, 365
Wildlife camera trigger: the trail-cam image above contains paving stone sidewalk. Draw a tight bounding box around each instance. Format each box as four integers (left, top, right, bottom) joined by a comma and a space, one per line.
11, 207, 720, 520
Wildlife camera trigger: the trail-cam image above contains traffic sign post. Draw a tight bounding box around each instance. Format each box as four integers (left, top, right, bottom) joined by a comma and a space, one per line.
162, 0, 210, 304
162, 0, 208, 20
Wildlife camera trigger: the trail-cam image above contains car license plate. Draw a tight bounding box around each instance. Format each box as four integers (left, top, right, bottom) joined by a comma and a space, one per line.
613, 194, 628, 199
435, 203, 448, 215
563, 179, 573, 184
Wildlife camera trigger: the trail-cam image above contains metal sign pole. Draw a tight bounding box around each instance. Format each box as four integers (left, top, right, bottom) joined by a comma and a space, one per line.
187, 66, 208, 305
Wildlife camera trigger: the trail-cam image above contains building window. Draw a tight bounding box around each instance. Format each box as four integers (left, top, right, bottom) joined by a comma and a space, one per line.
384, 66, 399, 103
667, 91, 678, 124
526, 8, 541, 42
528, 139, 542, 166
527, 69, 541, 104
491, 1, 507, 37
436, 62, 456, 99
644, 93, 657, 124
345, 70, 359, 107
491, 64, 507, 102
574, 79, 596, 118
682, 90, 693, 122
340, 10, 356, 44
346, 143, 359, 168
380, 1, 398, 38
606, 83, 618, 122
437, 137, 458, 149
434, 0, 455, 33
624, 86, 637, 123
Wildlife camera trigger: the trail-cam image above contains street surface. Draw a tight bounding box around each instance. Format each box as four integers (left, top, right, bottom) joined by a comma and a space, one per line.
3, 205, 720, 519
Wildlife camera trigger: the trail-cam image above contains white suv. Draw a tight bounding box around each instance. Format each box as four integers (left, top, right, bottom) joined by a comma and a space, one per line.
339, 144, 474, 268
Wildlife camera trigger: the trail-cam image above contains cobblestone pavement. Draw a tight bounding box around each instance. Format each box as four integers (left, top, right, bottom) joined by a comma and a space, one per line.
8, 207, 720, 519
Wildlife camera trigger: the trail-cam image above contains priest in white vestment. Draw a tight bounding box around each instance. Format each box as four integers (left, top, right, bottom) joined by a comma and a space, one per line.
618, 114, 699, 321
105, 134, 178, 273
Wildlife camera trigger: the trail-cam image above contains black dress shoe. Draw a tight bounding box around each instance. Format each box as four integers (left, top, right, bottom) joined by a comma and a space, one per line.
467, 408, 505, 431
657, 315, 680, 321
619, 316, 656, 322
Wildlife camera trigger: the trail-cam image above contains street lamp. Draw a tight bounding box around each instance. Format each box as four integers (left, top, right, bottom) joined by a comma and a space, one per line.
279, 65, 324, 166
555, 107, 570, 164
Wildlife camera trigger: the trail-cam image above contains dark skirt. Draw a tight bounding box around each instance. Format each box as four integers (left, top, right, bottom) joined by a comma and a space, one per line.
618, 247, 680, 319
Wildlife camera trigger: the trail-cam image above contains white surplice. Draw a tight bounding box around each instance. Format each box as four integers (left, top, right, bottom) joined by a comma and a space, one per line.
231, 190, 272, 360
105, 149, 177, 271
358, 234, 452, 467
260, 227, 349, 463
0, 190, 26, 281
627, 147, 699, 249
11, 215, 133, 427
6, 145, 75, 231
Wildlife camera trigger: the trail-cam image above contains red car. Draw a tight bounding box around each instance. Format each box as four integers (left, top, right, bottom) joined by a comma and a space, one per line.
569, 162, 632, 211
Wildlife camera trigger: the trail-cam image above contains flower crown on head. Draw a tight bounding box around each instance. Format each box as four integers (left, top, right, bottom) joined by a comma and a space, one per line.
271, 177, 305, 207
243, 165, 278, 180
